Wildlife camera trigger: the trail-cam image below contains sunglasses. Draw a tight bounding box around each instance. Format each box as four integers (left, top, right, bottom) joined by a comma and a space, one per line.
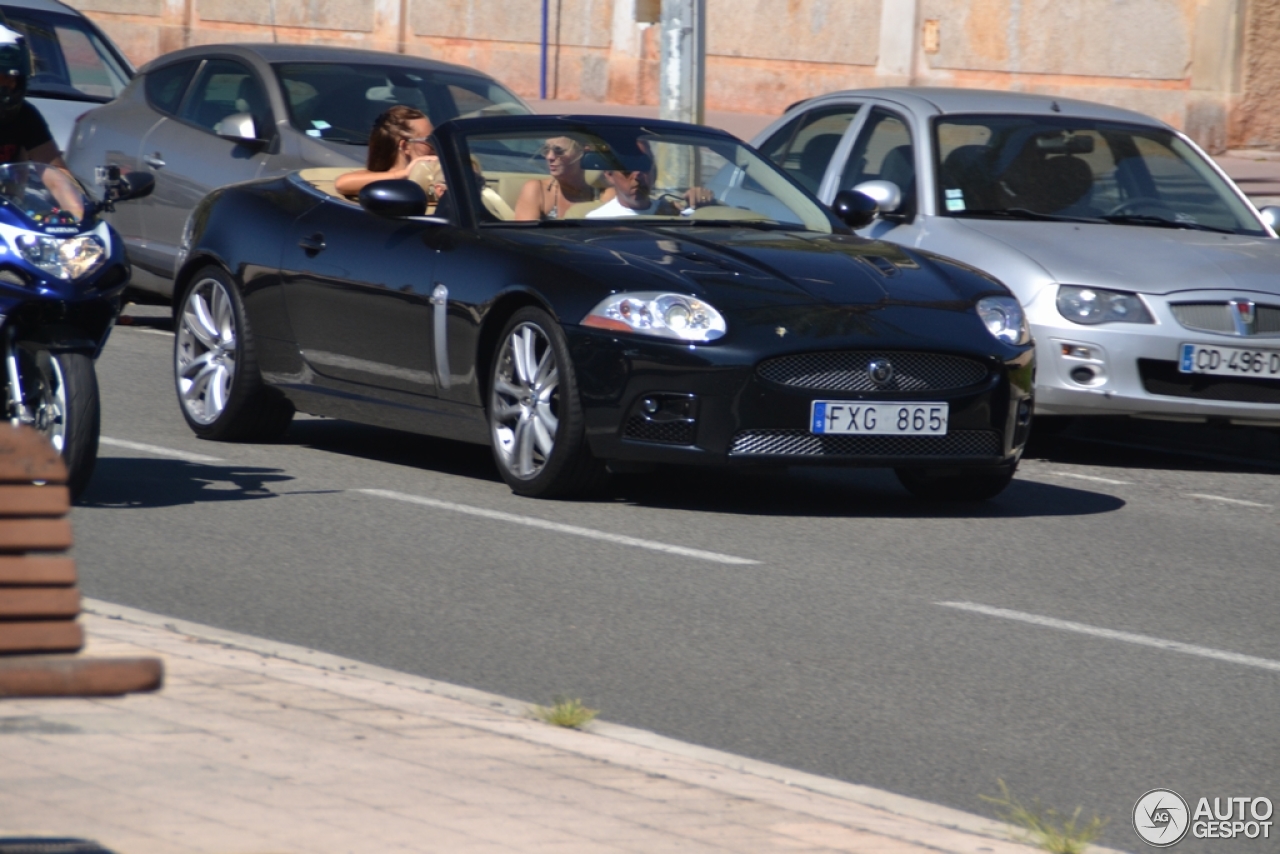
404, 137, 433, 146
540, 144, 577, 158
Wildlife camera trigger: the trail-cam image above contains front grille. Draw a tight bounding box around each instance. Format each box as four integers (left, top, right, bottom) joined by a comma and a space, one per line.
622, 416, 696, 445
1170, 302, 1280, 336
758, 351, 988, 393
729, 428, 1002, 457
1138, 358, 1280, 404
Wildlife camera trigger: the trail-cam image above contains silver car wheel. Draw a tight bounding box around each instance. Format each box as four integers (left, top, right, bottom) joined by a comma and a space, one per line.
176, 275, 237, 426
491, 321, 560, 479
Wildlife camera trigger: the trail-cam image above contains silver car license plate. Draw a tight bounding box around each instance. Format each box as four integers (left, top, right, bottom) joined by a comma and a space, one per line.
810, 401, 949, 435
1179, 343, 1280, 378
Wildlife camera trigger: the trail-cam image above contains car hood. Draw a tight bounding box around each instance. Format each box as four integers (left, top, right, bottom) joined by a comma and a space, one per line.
520, 225, 994, 313
950, 218, 1280, 296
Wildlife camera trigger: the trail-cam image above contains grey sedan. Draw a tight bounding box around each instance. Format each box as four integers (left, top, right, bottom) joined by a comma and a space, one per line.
753, 88, 1280, 427
65, 43, 530, 300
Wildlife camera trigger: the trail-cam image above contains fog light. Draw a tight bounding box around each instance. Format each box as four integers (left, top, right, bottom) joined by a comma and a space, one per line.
1070, 366, 1096, 384
641, 397, 659, 415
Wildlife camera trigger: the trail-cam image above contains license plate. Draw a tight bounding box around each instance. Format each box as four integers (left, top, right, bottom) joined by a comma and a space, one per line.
811, 401, 949, 435
1178, 343, 1280, 378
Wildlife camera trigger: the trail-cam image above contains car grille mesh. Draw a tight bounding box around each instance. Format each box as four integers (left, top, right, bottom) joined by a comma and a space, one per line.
1138, 359, 1280, 404
729, 429, 1002, 457
1170, 302, 1280, 336
757, 352, 988, 392
622, 417, 696, 445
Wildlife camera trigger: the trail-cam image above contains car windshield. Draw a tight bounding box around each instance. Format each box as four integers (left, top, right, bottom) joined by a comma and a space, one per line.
273, 62, 529, 145
933, 114, 1267, 236
458, 123, 835, 232
0, 6, 131, 102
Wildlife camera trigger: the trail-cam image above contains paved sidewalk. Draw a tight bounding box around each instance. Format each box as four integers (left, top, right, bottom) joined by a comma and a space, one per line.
0, 602, 1089, 854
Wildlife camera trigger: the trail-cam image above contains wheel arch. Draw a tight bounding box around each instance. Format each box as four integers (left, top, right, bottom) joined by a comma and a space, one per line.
474, 287, 558, 406
171, 253, 236, 324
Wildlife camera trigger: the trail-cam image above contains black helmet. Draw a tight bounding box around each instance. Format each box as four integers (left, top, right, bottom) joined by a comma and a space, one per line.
0, 26, 30, 115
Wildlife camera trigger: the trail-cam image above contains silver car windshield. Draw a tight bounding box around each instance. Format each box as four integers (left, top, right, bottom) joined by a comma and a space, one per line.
934, 115, 1267, 236
273, 63, 529, 145
459, 126, 835, 232
0, 7, 131, 102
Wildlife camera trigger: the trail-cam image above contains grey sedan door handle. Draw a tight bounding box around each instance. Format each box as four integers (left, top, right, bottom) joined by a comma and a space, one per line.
298, 233, 326, 254
143, 152, 165, 169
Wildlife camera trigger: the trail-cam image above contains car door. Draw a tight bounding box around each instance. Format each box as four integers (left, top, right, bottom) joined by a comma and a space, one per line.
833, 105, 920, 240
280, 200, 441, 398
137, 58, 274, 281
755, 103, 863, 196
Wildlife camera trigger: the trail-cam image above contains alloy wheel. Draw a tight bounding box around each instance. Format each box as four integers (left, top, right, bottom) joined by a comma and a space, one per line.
491, 321, 560, 479
176, 276, 237, 425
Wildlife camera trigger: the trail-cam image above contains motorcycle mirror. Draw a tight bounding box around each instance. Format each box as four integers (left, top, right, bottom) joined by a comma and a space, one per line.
116, 172, 155, 201
830, 190, 879, 229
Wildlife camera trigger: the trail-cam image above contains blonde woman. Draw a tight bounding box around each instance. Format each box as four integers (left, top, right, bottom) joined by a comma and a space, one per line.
514, 136, 603, 220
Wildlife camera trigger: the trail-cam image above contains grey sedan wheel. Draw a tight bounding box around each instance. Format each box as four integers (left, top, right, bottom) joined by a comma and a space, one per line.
489, 307, 602, 497
174, 267, 293, 441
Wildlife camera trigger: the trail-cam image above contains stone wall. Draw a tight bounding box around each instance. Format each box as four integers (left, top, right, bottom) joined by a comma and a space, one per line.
66, 0, 1277, 151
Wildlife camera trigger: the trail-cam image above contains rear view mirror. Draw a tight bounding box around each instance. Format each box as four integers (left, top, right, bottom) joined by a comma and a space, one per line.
1258, 205, 1280, 232
851, 180, 902, 215
215, 112, 264, 145
360, 179, 428, 218
831, 189, 879, 229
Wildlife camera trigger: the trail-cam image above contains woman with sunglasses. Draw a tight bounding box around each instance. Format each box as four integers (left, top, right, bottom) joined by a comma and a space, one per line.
335, 105, 441, 198
514, 136, 606, 220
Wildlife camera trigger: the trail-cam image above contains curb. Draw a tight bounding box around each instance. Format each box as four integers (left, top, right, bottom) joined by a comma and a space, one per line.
82, 598, 1131, 854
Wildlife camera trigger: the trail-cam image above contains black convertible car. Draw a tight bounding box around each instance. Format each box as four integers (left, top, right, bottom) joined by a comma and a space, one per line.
172, 115, 1034, 500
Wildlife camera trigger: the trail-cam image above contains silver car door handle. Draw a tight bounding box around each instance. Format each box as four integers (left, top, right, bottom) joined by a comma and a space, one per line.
298, 233, 326, 254
143, 153, 165, 169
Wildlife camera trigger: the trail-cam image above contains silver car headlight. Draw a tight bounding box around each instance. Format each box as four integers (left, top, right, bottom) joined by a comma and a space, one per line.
582, 292, 726, 342
976, 295, 1029, 345
15, 234, 106, 281
1056, 285, 1153, 325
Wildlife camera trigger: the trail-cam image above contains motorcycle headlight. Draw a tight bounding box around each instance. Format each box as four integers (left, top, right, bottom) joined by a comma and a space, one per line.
15, 234, 106, 281
976, 295, 1029, 345
1056, 285, 1153, 325
582, 292, 726, 342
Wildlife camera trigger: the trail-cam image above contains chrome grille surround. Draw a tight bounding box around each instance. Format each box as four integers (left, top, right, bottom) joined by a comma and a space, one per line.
1170, 302, 1280, 337
729, 429, 1002, 457
757, 351, 988, 393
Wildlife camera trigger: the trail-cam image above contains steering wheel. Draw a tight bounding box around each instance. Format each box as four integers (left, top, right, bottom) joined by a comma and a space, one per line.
1105, 196, 1174, 217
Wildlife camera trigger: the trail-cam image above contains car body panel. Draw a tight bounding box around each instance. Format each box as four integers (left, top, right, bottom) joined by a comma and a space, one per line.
754, 87, 1280, 425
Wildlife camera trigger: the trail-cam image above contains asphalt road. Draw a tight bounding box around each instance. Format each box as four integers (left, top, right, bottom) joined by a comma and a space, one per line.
72, 312, 1280, 853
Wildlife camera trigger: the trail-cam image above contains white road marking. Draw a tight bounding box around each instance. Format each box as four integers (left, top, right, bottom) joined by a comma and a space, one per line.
121, 327, 172, 337
1049, 471, 1131, 486
99, 437, 224, 463
939, 601, 1280, 673
358, 488, 760, 565
1185, 493, 1271, 508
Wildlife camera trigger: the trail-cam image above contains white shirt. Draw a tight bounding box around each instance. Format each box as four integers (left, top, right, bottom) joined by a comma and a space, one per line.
586, 196, 668, 218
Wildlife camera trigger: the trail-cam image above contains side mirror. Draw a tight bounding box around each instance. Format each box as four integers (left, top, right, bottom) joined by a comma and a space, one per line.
851, 180, 902, 214
1258, 205, 1280, 232
215, 112, 264, 145
360, 179, 428, 218
831, 190, 879, 229
114, 172, 154, 201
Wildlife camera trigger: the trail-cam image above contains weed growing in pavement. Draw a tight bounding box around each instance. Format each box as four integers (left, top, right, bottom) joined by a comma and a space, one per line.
981, 778, 1109, 854
529, 696, 600, 729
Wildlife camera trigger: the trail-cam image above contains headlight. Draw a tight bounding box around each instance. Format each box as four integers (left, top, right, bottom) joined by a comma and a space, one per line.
582, 292, 726, 342
1056, 285, 1153, 325
976, 295, 1029, 345
15, 234, 106, 281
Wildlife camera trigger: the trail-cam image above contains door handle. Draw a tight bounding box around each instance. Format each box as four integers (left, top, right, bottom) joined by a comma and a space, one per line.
143, 152, 165, 169
298, 233, 326, 254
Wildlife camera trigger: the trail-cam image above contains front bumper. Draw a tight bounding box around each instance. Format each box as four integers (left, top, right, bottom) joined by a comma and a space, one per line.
568, 326, 1034, 468
1031, 294, 1280, 425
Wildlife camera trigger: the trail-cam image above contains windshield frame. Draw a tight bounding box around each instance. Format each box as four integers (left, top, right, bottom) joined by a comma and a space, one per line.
929, 113, 1268, 237
443, 116, 840, 234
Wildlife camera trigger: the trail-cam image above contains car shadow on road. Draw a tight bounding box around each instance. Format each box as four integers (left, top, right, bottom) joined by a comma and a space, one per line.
286, 418, 504, 483
1026, 417, 1280, 474
77, 457, 296, 508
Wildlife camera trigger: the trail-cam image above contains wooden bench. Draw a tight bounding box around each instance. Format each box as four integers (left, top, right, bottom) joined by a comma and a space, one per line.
0, 425, 162, 697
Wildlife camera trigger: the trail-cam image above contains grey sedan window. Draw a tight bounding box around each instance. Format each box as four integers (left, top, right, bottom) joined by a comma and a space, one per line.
839, 107, 915, 214
0, 6, 131, 101
144, 60, 198, 117
180, 60, 270, 138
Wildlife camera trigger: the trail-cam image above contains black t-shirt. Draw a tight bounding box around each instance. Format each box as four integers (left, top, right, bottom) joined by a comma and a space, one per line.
0, 103, 53, 164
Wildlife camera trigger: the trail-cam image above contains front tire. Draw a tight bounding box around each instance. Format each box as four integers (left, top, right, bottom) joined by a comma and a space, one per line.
488, 307, 603, 498
895, 463, 1017, 502
174, 266, 294, 441
17, 349, 99, 501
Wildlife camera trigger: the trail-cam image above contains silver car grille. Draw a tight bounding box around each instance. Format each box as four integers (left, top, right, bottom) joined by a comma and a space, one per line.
1170, 302, 1280, 337
757, 352, 989, 392
729, 429, 1002, 457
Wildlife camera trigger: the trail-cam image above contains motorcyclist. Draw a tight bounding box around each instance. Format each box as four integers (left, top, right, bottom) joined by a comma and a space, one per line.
0, 24, 83, 218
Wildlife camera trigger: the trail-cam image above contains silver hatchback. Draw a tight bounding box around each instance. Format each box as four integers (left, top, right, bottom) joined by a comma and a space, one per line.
753, 88, 1280, 427
65, 43, 530, 300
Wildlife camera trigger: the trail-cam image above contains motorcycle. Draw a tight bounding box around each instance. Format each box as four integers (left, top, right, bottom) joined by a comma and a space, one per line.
0, 162, 153, 499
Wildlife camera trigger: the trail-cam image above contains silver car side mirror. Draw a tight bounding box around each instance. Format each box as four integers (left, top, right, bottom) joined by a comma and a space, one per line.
1258, 205, 1280, 232
852, 180, 902, 215
215, 112, 261, 144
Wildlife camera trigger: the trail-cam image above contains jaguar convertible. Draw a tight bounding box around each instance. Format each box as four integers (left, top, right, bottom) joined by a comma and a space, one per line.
171, 115, 1034, 500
